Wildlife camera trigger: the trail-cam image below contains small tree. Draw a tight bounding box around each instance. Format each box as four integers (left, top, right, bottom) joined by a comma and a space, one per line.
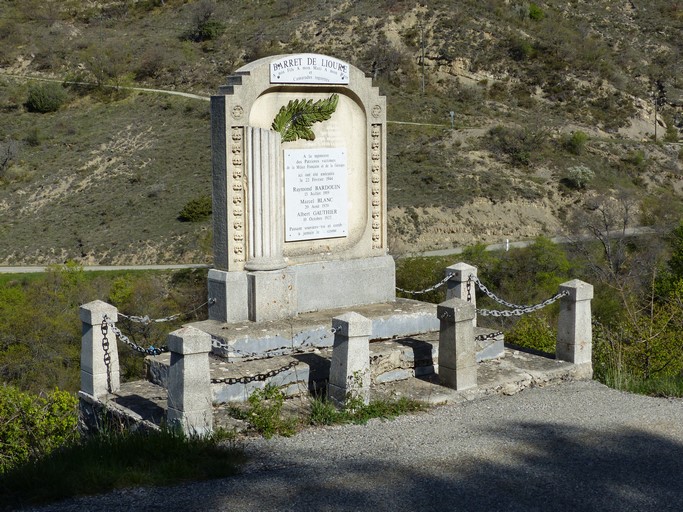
565, 165, 594, 190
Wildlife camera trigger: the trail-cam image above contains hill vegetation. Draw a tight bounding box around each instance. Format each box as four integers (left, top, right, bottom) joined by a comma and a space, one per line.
0, 0, 681, 263
1, 1, 683, 494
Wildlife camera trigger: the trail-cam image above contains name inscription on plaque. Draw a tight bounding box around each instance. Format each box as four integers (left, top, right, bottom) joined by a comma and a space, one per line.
270, 54, 349, 84
284, 148, 348, 242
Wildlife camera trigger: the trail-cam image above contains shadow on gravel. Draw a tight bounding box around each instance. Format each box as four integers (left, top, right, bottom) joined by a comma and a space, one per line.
193, 424, 683, 512
22, 421, 683, 511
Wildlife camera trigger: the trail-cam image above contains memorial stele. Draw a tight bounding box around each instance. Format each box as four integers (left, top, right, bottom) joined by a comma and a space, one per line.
208, 53, 395, 323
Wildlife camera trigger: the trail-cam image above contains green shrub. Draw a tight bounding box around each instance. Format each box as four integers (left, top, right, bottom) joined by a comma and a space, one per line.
232, 384, 297, 439
178, 195, 212, 222
563, 130, 588, 155
0, 385, 78, 473
528, 3, 545, 21
25, 82, 67, 113
506, 315, 556, 354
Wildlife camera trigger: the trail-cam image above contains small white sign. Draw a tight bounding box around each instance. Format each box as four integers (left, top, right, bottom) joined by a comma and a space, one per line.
284, 148, 348, 242
271, 54, 350, 84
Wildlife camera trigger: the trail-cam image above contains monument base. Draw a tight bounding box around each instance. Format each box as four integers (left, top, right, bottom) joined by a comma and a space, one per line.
208, 255, 396, 323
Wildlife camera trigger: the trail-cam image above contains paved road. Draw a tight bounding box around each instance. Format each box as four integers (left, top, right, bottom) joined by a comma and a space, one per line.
24, 381, 683, 512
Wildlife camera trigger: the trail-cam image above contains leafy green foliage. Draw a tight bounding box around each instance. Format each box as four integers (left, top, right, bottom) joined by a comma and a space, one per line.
178, 195, 212, 222
528, 3, 545, 21
25, 82, 67, 113
271, 94, 339, 142
231, 384, 297, 439
309, 395, 425, 426
0, 385, 78, 473
0, 265, 209, 393
563, 130, 588, 155
505, 315, 556, 355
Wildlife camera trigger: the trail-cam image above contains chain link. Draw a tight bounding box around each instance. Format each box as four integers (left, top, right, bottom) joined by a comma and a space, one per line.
101, 318, 112, 393
396, 274, 451, 296
118, 298, 216, 325
104, 315, 169, 356
210, 360, 300, 385
474, 331, 503, 342
476, 292, 568, 317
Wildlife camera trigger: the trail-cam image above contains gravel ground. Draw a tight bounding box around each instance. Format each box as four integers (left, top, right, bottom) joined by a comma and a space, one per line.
21, 381, 683, 512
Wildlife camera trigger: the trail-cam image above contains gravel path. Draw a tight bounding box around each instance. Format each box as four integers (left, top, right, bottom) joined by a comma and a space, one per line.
24, 381, 683, 512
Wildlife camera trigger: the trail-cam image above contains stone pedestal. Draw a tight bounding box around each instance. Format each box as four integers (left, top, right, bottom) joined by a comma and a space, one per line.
328, 312, 372, 406
80, 300, 120, 397
166, 326, 213, 436
437, 298, 477, 390
556, 279, 594, 366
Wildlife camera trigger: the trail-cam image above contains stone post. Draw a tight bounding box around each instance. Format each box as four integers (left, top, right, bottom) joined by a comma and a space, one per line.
556, 279, 594, 365
446, 263, 477, 326
328, 312, 372, 406
80, 300, 120, 398
437, 298, 477, 390
166, 326, 213, 437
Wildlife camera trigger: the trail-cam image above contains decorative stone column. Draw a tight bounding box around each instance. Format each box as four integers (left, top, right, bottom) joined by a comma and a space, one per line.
328, 312, 372, 406
556, 279, 594, 365
166, 326, 214, 437
80, 300, 120, 398
446, 262, 477, 326
437, 297, 477, 390
244, 127, 286, 271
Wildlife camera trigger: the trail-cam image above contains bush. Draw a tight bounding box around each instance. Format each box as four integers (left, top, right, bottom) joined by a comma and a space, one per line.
0, 385, 78, 473
506, 315, 556, 354
178, 195, 212, 222
563, 130, 588, 155
487, 125, 547, 166
565, 165, 594, 190
528, 3, 545, 21
183, 0, 225, 42
25, 82, 67, 113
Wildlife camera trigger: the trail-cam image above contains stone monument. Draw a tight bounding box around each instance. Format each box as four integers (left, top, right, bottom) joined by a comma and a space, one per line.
208, 54, 395, 323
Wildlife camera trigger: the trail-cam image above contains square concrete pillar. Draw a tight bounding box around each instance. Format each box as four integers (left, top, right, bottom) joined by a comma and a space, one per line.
556, 279, 594, 366
328, 312, 372, 406
166, 326, 213, 436
80, 300, 120, 397
446, 263, 477, 326
437, 297, 477, 390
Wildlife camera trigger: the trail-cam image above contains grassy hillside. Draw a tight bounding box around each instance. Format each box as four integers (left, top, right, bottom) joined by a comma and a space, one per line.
0, 0, 682, 263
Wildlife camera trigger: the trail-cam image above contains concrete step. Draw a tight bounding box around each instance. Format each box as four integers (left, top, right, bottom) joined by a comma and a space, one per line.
145, 328, 504, 404
92, 347, 592, 433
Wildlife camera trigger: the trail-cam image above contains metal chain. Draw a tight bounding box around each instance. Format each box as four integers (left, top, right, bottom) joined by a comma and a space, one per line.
104, 316, 169, 356
118, 298, 216, 325
210, 360, 300, 385
477, 291, 568, 317
101, 318, 112, 393
469, 275, 532, 309
396, 274, 451, 295
474, 331, 503, 342
468, 275, 568, 317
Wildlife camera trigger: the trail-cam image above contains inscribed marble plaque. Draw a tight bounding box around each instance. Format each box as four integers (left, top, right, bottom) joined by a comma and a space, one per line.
284, 148, 348, 242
